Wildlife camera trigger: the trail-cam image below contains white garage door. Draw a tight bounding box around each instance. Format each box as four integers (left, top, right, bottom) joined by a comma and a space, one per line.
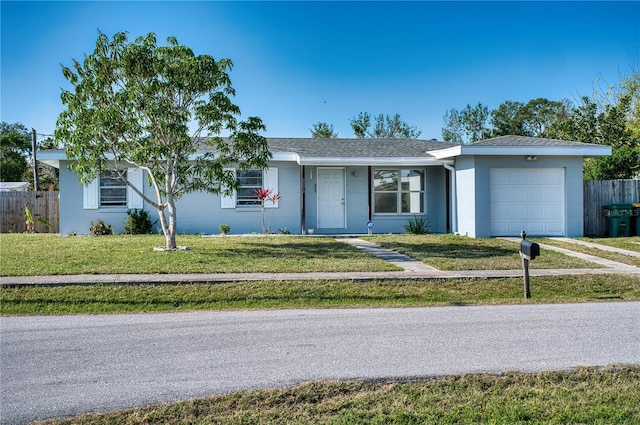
490, 168, 565, 237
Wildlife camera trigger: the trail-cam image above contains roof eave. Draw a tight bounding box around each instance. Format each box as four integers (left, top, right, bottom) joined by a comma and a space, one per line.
428, 145, 612, 158
36, 150, 66, 168
297, 157, 443, 166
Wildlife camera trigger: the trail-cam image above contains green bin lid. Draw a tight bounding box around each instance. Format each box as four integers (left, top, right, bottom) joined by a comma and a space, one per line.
606, 204, 633, 208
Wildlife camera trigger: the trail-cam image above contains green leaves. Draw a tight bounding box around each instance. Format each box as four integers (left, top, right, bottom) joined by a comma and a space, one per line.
349, 112, 421, 139
54, 31, 271, 248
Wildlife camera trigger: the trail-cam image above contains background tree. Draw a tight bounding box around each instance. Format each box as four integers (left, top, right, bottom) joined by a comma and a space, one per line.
0, 122, 30, 182
441, 108, 464, 143
350, 112, 421, 138
549, 94, 640, 179
23, 137, 60, 190
441, 103, 490, 143
55, 31, 270, 249
490, 101, 525, 136
547, 67, 640, 179
310, 121, 338, 138
518, 98, 572, 137
460, 102, 491, 142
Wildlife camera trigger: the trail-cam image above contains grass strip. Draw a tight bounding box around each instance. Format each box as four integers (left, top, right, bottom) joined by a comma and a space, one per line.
34, 366, 640, 424
3, 274, 639, 315
365, 234, 604, 270
539, 238, 640, 267
580, 236, 640, 252
0, 234, 399, 276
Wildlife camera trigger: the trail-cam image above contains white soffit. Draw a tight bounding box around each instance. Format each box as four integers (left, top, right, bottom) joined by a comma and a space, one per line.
428, 145, 611, 159
296, 157, 443, 166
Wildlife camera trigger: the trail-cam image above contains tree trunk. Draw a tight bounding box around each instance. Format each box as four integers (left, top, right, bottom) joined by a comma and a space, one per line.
154, 204, 177, 250
165, 195, 178, 250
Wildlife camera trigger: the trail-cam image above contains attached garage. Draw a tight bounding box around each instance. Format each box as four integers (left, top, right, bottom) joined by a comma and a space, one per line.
427, 136, 611, 238
490, 168, 565, 236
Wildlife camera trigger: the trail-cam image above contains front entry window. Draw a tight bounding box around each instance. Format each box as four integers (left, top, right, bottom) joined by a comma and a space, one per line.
374, 169, 425, 214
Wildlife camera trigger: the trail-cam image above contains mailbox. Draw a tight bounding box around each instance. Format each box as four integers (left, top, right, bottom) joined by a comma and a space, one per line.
520, 240, 540, 260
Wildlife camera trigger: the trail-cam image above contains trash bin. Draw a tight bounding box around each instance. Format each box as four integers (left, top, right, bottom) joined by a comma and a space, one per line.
633, 203, 640, 236
604, 204, 633, 237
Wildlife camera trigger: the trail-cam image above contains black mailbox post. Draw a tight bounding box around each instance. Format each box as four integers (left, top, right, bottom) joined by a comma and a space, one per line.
519, 232, 540, 299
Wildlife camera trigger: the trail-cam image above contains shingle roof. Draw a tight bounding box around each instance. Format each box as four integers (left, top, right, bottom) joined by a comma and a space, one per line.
265, 137, 458, 158
470, 135, 601, 147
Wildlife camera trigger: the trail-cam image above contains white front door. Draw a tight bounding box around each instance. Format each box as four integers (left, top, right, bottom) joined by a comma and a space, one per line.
317, 168, 346, 229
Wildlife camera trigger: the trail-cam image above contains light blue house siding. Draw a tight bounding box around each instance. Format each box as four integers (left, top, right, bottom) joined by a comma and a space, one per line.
57, 161, 302, 235
302, 165, 448, 235
44, 136, 610, 238
454, 156, 584, 238
58, 161, 128, 236
206, 161, 301, 234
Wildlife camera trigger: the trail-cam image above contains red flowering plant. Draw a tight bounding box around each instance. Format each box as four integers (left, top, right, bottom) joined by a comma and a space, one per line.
255, 188, 281, 233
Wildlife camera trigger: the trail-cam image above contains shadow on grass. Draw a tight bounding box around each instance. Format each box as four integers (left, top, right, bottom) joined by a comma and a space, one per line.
213, 240, 374, 260
376, 241, 516, 260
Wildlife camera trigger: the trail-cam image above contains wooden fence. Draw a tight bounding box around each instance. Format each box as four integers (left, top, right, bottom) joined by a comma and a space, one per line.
0, 191, 59, 233
584, 180, 640, 236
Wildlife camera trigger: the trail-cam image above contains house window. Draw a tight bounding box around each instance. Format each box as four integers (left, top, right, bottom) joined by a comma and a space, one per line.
236, 169, 263, 206
373, 169, 424, 214
99, 171, 127, 207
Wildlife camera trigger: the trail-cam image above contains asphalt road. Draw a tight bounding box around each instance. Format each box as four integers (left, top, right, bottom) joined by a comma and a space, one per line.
2, 302, 639, 424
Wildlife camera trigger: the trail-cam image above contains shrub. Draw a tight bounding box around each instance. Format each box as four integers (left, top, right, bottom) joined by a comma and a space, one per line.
123, 209, 156, 235
278, 227, 291, 234
90, 220, 113, 235
219, 224, 231, 235
403, 216, 431, 234
25, 206, 50, 234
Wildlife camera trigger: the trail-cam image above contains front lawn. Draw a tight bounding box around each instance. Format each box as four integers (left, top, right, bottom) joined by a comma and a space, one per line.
580, 236, 640, 252
0, 234, 399, 276
33, 366, 640, 425
365, 234, 602, 270
539, 237, 640, 268
3, 274, 639, 315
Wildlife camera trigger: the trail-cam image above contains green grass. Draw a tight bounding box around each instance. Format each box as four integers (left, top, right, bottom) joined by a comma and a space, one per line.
34, 366, 640, 424
580, 236, 640, 252
0, 234, 399, 276
365, 234, 602, 270
3, 274, 639, 315
539, 237, 640, 268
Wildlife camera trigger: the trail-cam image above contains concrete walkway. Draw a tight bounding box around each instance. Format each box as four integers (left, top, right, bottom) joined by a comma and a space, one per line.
1, 238, 639, 287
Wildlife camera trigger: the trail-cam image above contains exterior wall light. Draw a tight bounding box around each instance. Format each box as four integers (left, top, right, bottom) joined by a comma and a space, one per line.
352, 171, 358, 177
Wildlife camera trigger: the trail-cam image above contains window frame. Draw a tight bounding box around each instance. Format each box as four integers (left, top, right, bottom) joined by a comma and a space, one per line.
99, 170, 127, 208
373, 168, 425, 215
235, 169, 264, 207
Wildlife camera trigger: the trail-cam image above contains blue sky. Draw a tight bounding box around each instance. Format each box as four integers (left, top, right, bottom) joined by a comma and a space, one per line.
1, 1, 638, 141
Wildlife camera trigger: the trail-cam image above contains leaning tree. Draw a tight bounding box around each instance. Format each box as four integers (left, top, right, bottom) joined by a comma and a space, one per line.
55, 31, 271, 249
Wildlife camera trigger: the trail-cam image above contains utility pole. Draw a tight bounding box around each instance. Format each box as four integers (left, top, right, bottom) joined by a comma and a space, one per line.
31, 128, 39, 191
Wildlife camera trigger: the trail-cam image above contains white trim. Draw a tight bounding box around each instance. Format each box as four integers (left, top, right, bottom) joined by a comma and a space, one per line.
127, 168, 144, 209
428, 145, 612, 159
83, 177, 99, 209
220, 168, 236, 208
299, 157, 442, 166
263, 167, 279, 208
316, 167, 346, 229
